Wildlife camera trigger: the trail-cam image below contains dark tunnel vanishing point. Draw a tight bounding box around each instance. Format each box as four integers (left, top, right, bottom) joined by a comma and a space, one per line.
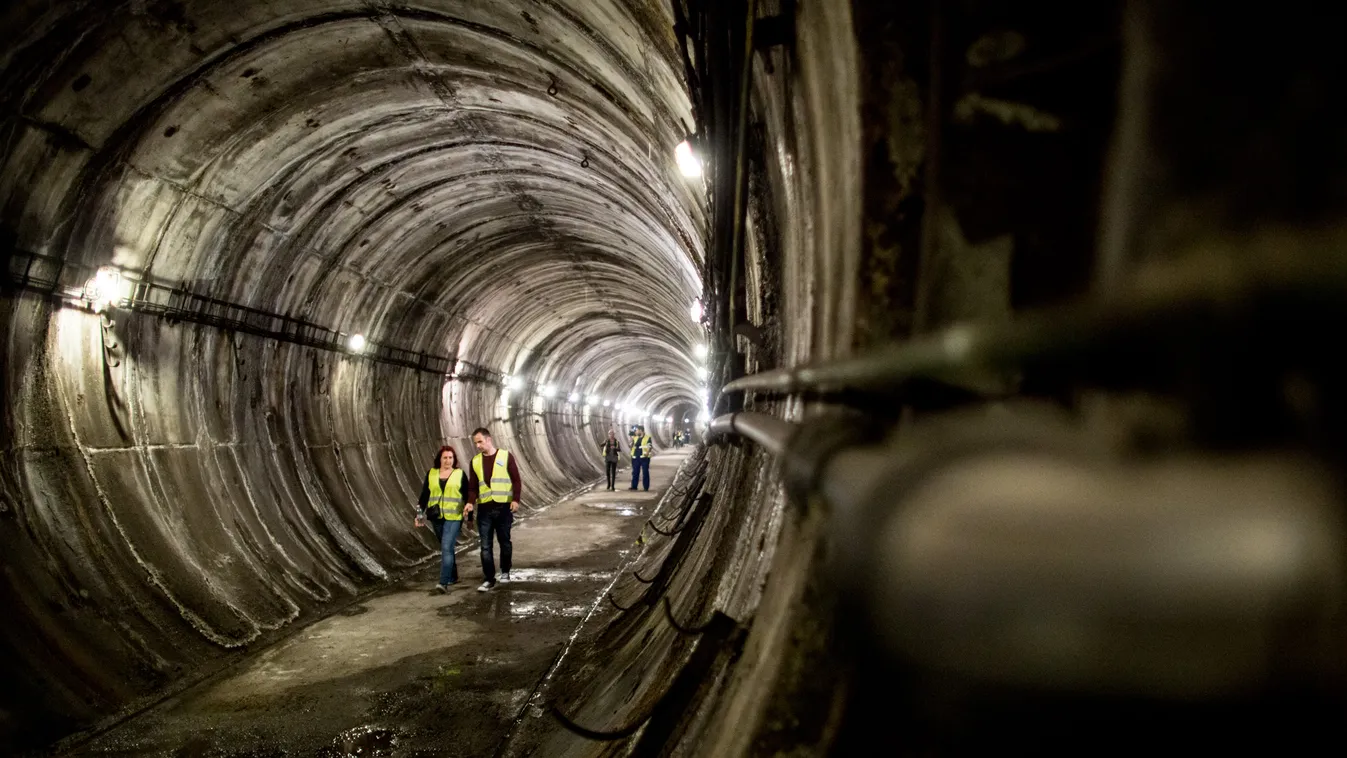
7, 0, 1347, 755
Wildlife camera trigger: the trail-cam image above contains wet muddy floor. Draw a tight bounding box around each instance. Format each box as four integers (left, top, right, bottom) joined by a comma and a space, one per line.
66, 452, 690, 757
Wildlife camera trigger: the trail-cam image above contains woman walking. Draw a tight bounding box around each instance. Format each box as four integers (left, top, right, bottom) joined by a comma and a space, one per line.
415, 445, 466, 592
599, 429, 622, 490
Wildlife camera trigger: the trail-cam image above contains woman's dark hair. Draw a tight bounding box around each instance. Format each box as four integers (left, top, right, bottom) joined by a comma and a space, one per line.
431, 445, 459, 469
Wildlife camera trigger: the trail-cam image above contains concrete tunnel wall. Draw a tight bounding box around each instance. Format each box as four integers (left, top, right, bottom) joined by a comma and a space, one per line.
499, 0, 863, 752
0, 0, 713, 749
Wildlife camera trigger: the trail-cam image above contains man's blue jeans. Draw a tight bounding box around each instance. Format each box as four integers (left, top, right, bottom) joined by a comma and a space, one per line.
476, 505, 513, 584
430, 518, 462, 585
630, 457, 650, 491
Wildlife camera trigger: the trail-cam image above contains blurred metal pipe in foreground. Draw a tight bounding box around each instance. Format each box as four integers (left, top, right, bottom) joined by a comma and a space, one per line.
824, 411, 1347, 697
721, 245, 1347, 397
708, 412, 798, 457
714, 407, 1347, 697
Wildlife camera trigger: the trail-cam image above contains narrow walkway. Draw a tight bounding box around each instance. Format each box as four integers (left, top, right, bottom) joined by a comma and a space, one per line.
73, 452, 691, 757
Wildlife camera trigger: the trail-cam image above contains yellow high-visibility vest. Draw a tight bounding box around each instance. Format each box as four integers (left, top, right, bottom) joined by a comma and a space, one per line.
427, 468, 466, 520
472, 449, 513, 503
631, 435, 652, 458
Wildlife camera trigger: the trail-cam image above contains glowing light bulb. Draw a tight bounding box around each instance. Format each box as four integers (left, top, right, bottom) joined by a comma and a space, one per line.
504, 375, 522, 391
675, 139, 703, 178
85, 267, 132, 312
541, 384, 555, 398
693, 343, 708, 360
568, 392, 579, 403
689, 298, 703, 323
347, 333, 366, 352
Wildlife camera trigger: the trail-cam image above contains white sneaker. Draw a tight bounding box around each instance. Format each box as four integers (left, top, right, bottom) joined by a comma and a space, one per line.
435, 584, 447, 594
477, 581, 494, 592
499, 571, 511, 583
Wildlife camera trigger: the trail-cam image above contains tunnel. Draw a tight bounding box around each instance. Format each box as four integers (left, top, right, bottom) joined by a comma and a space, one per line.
5, 0, 1347, 755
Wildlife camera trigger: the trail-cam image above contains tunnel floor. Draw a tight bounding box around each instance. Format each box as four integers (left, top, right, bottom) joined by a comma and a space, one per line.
64, 452, 691, 757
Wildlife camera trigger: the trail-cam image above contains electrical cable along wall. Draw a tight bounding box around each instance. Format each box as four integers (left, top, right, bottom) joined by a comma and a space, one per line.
0, 1, 706, 752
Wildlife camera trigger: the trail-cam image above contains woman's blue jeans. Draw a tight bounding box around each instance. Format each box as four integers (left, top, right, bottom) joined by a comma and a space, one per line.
431, 518, 462, 585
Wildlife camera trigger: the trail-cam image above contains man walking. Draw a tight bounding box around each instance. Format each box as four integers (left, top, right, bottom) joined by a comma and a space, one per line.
465, 427, 521, 591
629, 424, 653, 491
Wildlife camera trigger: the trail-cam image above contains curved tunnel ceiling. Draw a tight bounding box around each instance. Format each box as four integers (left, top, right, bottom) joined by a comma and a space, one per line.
5, 0, 706, 409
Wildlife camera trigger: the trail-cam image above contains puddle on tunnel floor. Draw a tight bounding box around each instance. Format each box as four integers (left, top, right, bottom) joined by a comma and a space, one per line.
504, 598, 590, 619
317, 725, 399, 757
580, 501, 641, 516
500, 567, 614, 583
472, 590, 591, 621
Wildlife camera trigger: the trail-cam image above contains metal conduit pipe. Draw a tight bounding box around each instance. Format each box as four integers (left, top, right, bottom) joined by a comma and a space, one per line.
719, 327, 997, 394
710, 407, 1347, 699
721, 245, 1347, 396
707, 411, 799, 457
724, 0, 758, 356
